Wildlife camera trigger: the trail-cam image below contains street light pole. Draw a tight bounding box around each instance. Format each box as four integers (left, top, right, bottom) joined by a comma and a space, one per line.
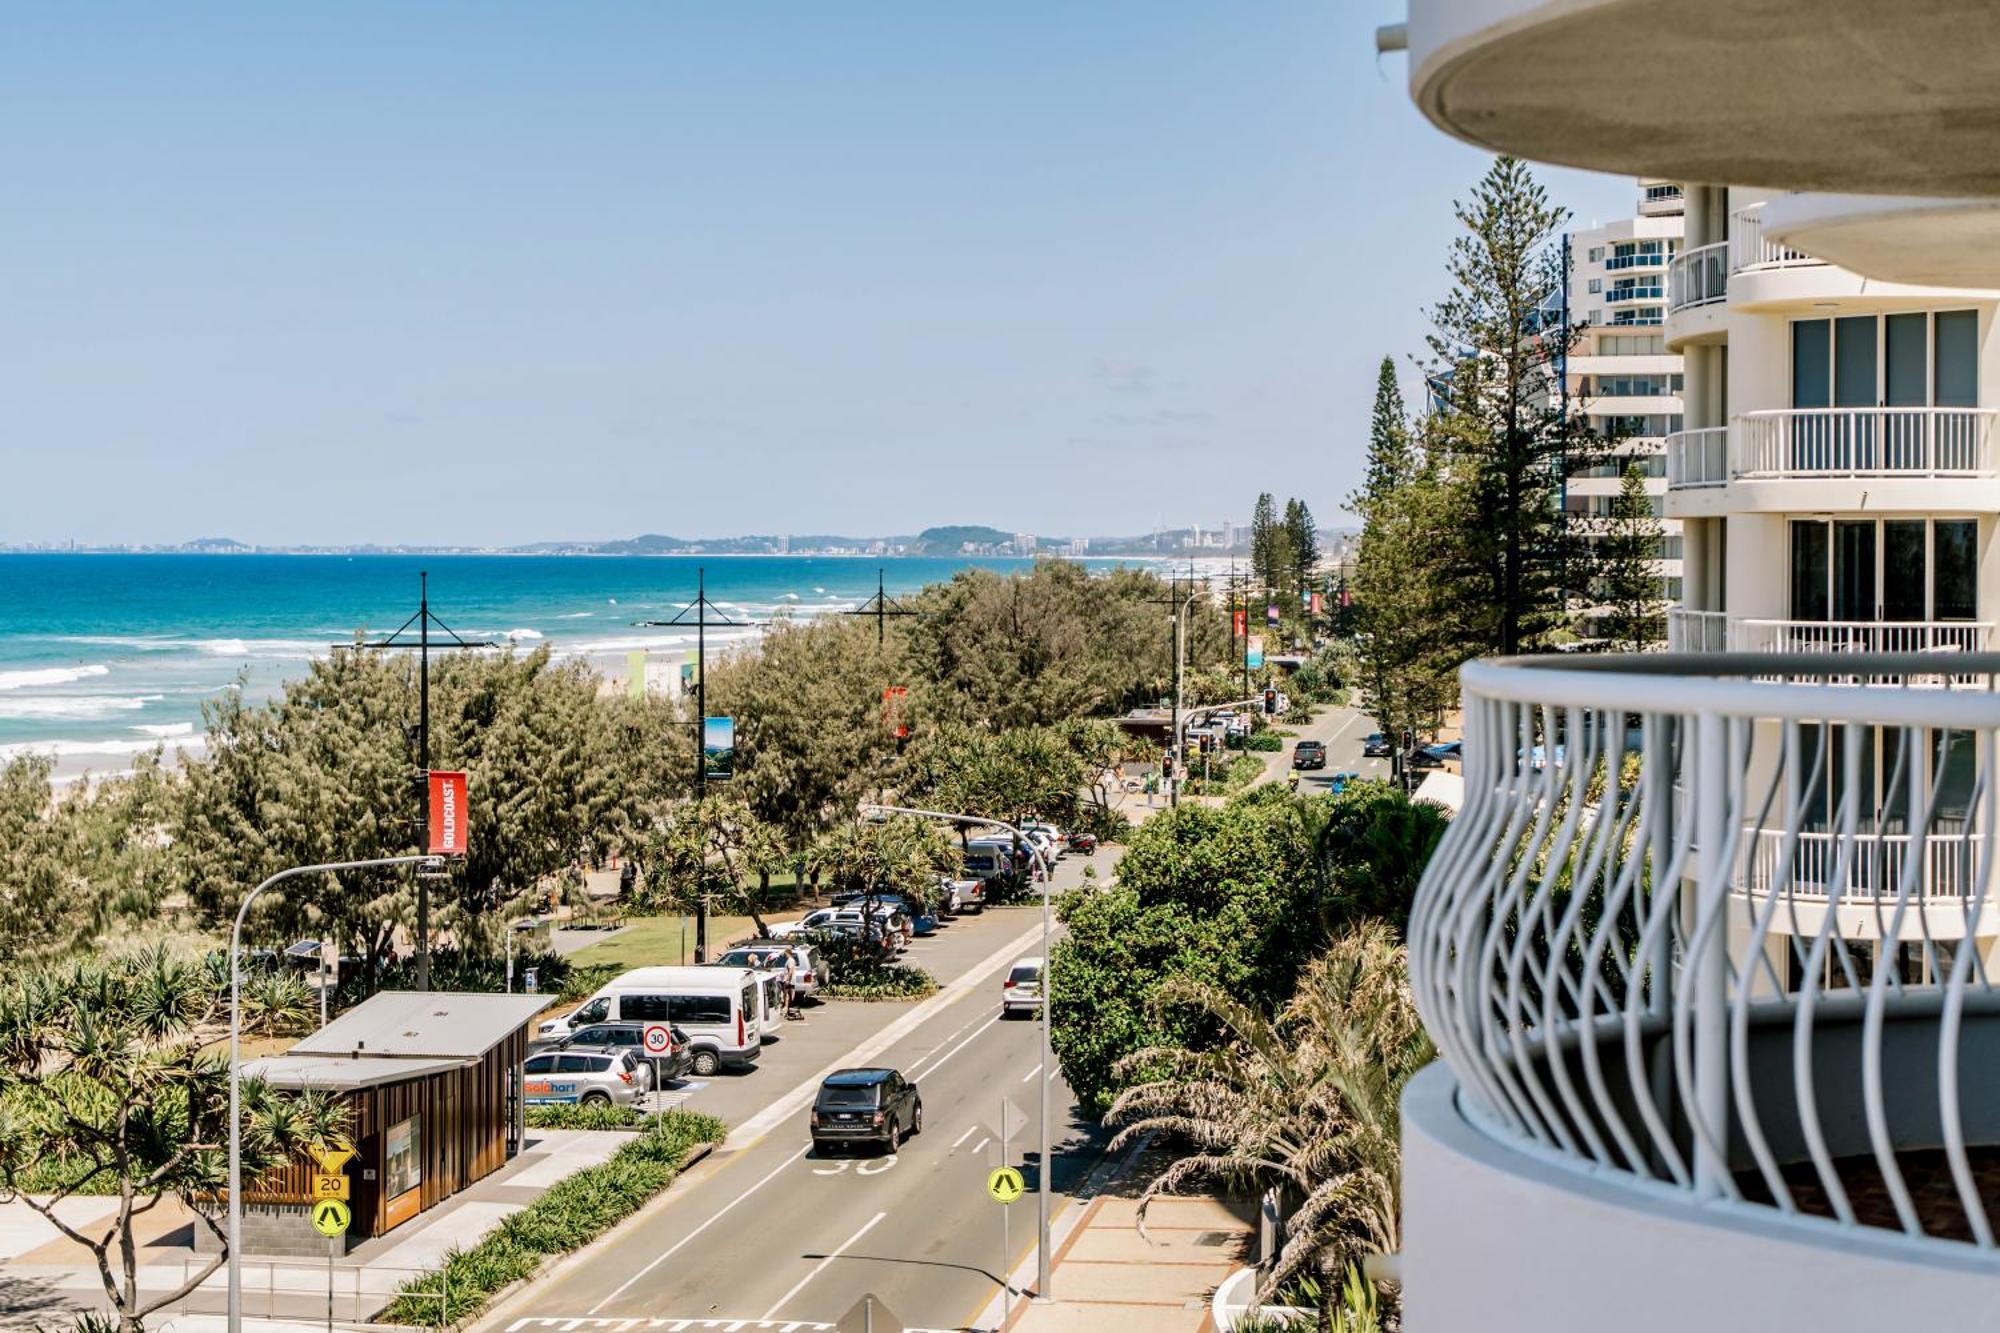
859, 804, 1056, 1302
229, 854, 440, 1333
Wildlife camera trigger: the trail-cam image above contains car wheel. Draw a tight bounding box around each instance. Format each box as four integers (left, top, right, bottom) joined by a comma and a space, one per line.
580, 1091, 613, 1108
690, 1049, 721, 1077
908, 1100, 923, 1138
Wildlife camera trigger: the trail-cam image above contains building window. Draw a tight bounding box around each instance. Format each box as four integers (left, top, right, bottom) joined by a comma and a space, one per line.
384, 1116, 423, 1199
1588, 246, 1604, 262
1788, 517, 1980, 623
1792, 311, 1980, 408
1588, 278, 1602, 294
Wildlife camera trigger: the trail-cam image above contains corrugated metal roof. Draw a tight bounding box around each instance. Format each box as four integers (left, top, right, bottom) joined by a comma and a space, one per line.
246, 1053, 468, 1092
288, 991, 548, 1060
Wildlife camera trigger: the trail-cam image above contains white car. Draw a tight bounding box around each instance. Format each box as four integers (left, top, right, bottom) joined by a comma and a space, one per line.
1002, 957, 1044, 1017
717, 942, 827, 998
770, 906, 905, 951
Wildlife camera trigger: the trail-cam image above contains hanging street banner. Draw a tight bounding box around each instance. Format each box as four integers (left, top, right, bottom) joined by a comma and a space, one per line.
1310, 591, 1325, 615
1266, 603, 1281, 628
1232, 609, 1246, 638
681, 652, 699, 697
1247, 635, 1265, 670
427, 771, 469, 856
881, 686, 909, 739
626, 649, 647, 701
703, 717, 735, 781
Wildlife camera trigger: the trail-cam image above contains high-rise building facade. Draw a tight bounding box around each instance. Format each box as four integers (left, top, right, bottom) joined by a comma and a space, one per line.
1379, 6, 2000, 1329
1563, 187, 1686, 625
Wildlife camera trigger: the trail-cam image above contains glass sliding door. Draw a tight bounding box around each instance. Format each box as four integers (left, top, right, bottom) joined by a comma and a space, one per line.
1882, 520, 1927, 623
1792, 319, 1831, 469
1936, 310, 1980, 468
1885, 312, 1928, 467
1835, 316, 1878, 468
1933, 519, 1978, 622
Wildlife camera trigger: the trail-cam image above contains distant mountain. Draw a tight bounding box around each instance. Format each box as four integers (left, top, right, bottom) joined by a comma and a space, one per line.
182, 537, 252, 552
907, 525, 1027, 554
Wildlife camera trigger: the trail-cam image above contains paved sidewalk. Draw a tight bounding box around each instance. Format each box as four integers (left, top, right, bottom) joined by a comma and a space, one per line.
1002, 1189, 1255, 1333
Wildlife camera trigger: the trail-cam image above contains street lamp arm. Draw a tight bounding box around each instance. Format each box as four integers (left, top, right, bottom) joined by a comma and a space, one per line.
228, 852, 441, 1333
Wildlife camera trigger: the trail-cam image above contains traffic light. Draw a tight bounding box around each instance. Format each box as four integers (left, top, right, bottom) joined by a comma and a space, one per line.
1263, 687, 1278, 715
1402, 728, 1414, 753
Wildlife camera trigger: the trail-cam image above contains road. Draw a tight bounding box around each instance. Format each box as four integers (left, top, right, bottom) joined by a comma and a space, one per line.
490, 867, 1099, 1333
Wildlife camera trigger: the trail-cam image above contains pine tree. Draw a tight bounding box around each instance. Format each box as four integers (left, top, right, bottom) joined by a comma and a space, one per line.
1250, 492, 1280, 591
1282, 498, 1318, 595
1595, 463, 1665, 651
1423, 156, 1600, 656
1356, 357, 1415, 513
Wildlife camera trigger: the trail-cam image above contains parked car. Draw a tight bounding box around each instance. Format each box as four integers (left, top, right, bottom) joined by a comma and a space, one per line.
829, 892, 937, 936
1292, 740, 1328, 770
810, 1068, 923, 1156
522, 1049, 649, 1107
555, 1022, 692, 1084
771, 907, 906, 951
935, 876, 984, 914
1001, 957, 1044, 1018
1362, 732, 1394, 757
538, 966, 765, 1076
718, 942, 827, 997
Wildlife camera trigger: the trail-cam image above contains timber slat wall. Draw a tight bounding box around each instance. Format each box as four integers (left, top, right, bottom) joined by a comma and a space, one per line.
244, 1027, 529, 1238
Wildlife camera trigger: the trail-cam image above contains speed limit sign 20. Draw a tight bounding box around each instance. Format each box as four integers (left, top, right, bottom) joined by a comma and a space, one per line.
642, 1024, 674, 1056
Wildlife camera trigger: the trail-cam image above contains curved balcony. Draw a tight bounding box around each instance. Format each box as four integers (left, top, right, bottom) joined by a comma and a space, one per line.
1728, 203, 1821, 273
1665, 607, 1725, 653
1405, 653, 2000, 1329
1761, 193, 2000, 290
1603, 285, 1664, 305
1731, 618, 1994, 657
1393, 1, 2000, 199
1664, 427, 1726, 489
1666, 242, 1726, 314
1735, 408, 1999, 479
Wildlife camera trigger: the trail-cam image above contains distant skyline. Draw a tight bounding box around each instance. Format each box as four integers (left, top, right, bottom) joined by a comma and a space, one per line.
3, 3, 1634, 548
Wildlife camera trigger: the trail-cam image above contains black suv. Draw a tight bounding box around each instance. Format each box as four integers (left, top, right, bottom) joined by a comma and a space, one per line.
810, 1067, 923, 1156
1292, 740, 1328, 770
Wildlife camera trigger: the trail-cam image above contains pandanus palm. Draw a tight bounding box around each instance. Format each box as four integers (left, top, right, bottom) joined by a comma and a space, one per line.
1106, 920, 1432, 1332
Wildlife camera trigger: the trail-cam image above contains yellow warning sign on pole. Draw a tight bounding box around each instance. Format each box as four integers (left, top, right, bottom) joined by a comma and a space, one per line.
311, 1199, 351, 1238
312, 1173, 351, 1201
987, 1165, 1025, 1204
308, 1145, 354, 1174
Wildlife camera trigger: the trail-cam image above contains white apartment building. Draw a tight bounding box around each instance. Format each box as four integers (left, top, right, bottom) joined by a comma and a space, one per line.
1562, 187, 1685, 619
1378, 6, 2000, 1330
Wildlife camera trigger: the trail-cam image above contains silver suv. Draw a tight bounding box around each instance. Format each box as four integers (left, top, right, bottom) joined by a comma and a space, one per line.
522, 1048, 649, 1107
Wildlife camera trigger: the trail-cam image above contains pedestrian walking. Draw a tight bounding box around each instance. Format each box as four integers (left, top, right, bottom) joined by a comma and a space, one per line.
783, 954, 804, 1020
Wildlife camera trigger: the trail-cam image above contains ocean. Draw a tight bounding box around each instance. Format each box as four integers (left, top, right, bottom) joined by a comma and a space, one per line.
0, 553, 1119, 776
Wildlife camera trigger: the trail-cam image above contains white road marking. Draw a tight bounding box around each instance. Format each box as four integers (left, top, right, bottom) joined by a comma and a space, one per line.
907, 1012, 1002, 1082
759, 1211, 888, 1320
855, 1153, 897, 1176
507, 1321, 955, 1333
585, 1146, 811, 1313
972, 1135, 990, 1155
810, 1160, 850, 1176
1327, 711, 1367, 746
1018, 1063, 1041, 1083
950, 1124, 978, 1150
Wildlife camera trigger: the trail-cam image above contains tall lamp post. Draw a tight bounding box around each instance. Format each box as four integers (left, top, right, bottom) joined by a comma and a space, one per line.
228, 854, 440, 1333
860, 804, 1057, 1303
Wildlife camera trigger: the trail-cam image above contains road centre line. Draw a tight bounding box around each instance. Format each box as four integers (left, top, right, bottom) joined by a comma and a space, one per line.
585, 1146, 810, 1314
759, 1211, 888, 1321
722, 918, 1046, 1150
906, 1012, 1003, 1083
950, 1125, 978, 1150
1018, 1063, 1041, 1083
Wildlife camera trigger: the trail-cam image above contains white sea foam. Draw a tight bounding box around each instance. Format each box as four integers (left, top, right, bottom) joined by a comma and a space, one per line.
782, 592, 801, 600
0, 735, 207, 762
504, 627, 544, 641
0, 694, 163, 720
557, 612, 595, 619
134, 722, 196, 738
0, 664, 111, 691
195, 638, 327, 659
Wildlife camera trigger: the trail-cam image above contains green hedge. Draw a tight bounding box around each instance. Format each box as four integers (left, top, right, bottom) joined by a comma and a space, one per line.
524, 1103, 648, 1131
821, 966, 937, 1001
377, 1109, 726, 1327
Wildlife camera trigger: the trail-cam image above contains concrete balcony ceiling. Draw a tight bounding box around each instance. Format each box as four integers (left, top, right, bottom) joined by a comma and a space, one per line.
1401, 0, 2000, 196
1761, 193, 2000, 289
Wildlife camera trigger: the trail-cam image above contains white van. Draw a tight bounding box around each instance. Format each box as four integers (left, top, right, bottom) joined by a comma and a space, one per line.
539, 966, 763, 1076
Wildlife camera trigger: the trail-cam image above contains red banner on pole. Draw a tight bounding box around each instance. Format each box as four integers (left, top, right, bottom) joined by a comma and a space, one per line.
1232, 609, 1246, 637
428, 771, 468, 856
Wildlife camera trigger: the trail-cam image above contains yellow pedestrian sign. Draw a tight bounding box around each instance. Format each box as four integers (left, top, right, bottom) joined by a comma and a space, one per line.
311, 1198, 351, 1238
987, 1165, 1025, 1205
308, 1144, 354, 1174
312, 1173, 350, 1201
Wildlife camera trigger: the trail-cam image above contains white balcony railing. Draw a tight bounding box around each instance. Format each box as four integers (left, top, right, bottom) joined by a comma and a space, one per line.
1664, 427, 1727, 488
1735, 407, 2000, 477
1741, 827, 1983, 902
1729, 202, 1822, 272
1666, 241, 1727, 313
1731, 618, 1994, 655
1665, 608, 1726, 652
1413, 653, 2000, 1261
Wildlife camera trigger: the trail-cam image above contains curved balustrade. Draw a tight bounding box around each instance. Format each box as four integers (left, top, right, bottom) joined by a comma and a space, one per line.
1667, 241, 1726, 312
1729, 203, 1822, 272
1413, 653, 2000, 1257
1664, 427, 1727, 488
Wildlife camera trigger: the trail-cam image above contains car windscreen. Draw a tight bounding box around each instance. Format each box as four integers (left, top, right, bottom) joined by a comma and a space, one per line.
817, 1084, 880, 1107
1008, 965, 1042, 984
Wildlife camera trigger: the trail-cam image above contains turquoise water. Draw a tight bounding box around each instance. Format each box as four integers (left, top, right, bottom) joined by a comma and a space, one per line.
0, 554, 1088, 770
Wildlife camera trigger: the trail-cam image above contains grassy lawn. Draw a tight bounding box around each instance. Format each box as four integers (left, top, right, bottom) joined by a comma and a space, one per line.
565, 906, 809, 971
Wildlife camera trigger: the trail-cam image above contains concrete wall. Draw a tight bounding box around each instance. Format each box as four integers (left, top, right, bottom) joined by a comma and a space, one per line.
193, 1203, 347, 1261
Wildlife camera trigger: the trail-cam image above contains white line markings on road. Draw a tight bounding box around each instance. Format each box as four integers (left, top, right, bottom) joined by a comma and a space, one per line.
971, 1136, 990, 1155
906, 1012, 1002, 1083
585, 1146, 810, 1314
949, 1125, 978, 1150
509, 1321, 957, 1333
759, 1211, 888, 1321
1018, 1063, 1041, 1083
855, 1153, 897, 1176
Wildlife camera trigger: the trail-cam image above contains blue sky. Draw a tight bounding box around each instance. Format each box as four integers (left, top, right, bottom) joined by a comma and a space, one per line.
3, 3, 1633, 547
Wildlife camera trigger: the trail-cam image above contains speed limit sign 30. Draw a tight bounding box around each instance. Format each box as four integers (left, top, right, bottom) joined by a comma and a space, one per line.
642, 1023, 674, 1056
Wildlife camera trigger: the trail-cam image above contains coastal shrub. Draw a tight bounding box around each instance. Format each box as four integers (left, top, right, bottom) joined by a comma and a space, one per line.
1184, 755, 1264, 797
1072, 804, 1132, 846
378, 1109, 726, 1326
822, 966, 936, 1001
524, 1103, 647, 1131
332, 946, 575, 1010
1243, 731, 1285, 753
